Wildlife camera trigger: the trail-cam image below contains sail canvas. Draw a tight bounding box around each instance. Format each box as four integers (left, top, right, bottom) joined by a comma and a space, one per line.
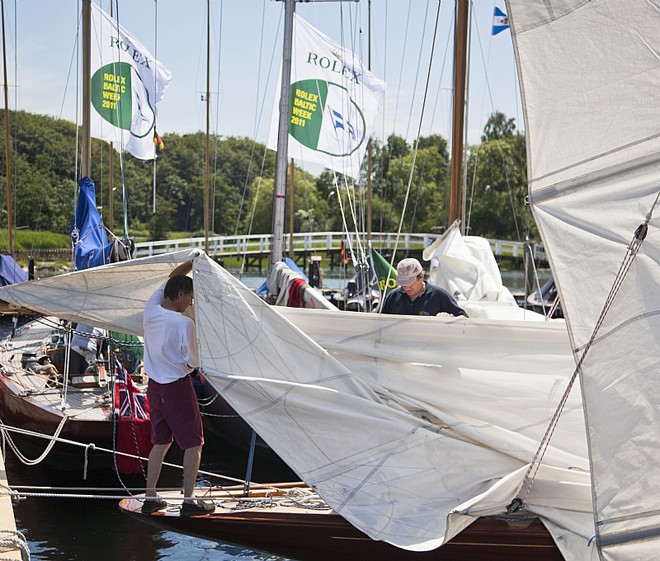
507, 0, 660, 558
0, 250, 592, 560
267, 14, 385, 180
89, 3, 172, 160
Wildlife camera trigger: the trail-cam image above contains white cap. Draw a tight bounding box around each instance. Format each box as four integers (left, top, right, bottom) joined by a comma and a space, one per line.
396, 258, 423, 287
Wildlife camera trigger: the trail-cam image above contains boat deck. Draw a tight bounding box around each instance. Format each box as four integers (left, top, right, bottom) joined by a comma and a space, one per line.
120, 483, 564, 561
0, 317, 134, 423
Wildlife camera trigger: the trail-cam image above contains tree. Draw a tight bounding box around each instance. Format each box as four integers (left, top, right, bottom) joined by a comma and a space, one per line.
465, 132, 533, 240
481, 111, 518, 142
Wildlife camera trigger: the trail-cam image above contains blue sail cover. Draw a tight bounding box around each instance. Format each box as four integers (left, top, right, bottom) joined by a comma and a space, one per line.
71, 177, 115, 270
0, 254, 28, 286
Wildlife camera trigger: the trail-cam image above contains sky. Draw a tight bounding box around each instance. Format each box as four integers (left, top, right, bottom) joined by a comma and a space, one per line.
4, 0, 521, 153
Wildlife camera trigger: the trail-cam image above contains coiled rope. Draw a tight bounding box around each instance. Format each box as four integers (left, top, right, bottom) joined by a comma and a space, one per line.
0, 529, 30, 561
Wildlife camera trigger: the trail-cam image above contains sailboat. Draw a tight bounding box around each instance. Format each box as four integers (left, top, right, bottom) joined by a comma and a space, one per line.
4, 1, 653, 561
0, 0, 168, 476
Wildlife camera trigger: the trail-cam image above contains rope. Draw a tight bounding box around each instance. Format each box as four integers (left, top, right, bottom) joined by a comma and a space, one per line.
280, 488, 330, 510
0, 529, 30, 561
509, 191, 660, 513
378, 0, 443, 299
0, 416, 68, 466
0, 423, 250, 488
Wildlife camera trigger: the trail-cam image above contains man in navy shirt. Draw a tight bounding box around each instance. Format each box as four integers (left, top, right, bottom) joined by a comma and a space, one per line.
381, 258, 467, 317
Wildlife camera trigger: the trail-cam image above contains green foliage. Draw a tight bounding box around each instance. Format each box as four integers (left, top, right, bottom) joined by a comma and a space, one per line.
0, 109, 532, 248
466, 128, 534, 240
481, 111, 518, 142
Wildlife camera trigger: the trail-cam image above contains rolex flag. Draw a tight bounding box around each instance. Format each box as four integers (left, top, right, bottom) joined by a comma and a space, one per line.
267, 15, 385, 180
90, 3, 172, 160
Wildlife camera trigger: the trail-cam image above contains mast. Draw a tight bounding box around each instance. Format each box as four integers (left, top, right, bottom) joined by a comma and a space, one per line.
81, 0, 92, 180
1, 0, 11, 254
448, 0, 469, 230
366, 0, 372, 242
204, 0, 211, 253
270, 0, 295, 268
288, 158, 295, 258
270, 0, 357, 268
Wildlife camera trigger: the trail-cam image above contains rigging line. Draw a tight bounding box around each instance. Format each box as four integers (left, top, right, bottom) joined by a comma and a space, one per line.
210, 0, 224, 236
404, 0, 431, 140
426, 1, 451, 136
111, 3, 130, 239
335, 169, 367, 264
151, 0, 159, 216
333, 173, 358, 268
0, 421, 252, 487
239, 149, 269, 278
408, 4, 445, 233
391, 0, 412, 138
234, 2, 282, 238
384, 0, 442, 274
0, 415, 68, 466
465, 141, 479, 231
469, 4, 523, 240
512, 192, 660, 511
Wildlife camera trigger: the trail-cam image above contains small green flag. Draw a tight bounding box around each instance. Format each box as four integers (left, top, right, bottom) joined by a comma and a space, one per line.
371, 248, 397, 298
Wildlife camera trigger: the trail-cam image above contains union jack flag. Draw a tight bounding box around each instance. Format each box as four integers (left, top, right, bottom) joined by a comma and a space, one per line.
114, 361, 150, 420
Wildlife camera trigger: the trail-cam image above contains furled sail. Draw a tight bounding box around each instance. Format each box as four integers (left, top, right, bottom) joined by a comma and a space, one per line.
508, 1, 660, 558
70, 177, 131, 270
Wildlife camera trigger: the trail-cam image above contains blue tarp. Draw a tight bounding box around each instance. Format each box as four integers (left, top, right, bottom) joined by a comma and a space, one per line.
70, 177, 115, 270
0, 254, 28, 286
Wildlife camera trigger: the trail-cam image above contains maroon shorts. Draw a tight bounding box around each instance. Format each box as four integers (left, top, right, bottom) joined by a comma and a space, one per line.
147, 376, 204, 450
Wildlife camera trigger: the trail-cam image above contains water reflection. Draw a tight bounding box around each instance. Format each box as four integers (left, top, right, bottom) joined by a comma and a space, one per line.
5, 442, 293, 561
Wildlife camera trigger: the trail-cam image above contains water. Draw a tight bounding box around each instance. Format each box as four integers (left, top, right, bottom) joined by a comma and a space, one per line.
5, 447, 292, 561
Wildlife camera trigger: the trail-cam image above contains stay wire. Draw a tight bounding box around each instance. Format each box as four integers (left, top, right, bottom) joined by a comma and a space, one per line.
510, 191, 660, 511
381, 0, 442, 283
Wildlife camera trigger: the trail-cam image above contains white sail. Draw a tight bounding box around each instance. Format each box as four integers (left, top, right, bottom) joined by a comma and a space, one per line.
508, 1, 660, 558
0, 251, 593, 559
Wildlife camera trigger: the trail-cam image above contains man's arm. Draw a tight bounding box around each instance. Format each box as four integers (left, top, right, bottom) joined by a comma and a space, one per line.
170, 260, 193, 278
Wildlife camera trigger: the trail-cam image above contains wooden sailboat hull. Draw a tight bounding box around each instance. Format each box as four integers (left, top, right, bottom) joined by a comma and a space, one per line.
0, 375, 113, 463
0, 317, 141, 473
119, 485, 563, 561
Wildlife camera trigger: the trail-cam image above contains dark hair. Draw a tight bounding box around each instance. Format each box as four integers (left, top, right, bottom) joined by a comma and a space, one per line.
37, 355, 50, 365
164, 275, 193, 300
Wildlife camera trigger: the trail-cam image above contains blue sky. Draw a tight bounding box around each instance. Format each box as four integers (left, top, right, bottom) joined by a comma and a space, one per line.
6, 0, 520, 149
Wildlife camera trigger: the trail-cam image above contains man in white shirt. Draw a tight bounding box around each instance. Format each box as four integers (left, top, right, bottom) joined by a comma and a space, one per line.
141, 260, 213, 516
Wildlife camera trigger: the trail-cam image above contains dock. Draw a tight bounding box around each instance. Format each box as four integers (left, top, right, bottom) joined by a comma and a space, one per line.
0, 449, 24, 560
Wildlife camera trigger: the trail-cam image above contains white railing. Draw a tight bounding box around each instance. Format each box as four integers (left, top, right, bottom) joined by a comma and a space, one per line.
134, 232, 546, 262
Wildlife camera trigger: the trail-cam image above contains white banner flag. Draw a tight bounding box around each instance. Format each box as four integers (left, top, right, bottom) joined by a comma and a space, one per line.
267, 15, 385, 180
90, 3, 172, 160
